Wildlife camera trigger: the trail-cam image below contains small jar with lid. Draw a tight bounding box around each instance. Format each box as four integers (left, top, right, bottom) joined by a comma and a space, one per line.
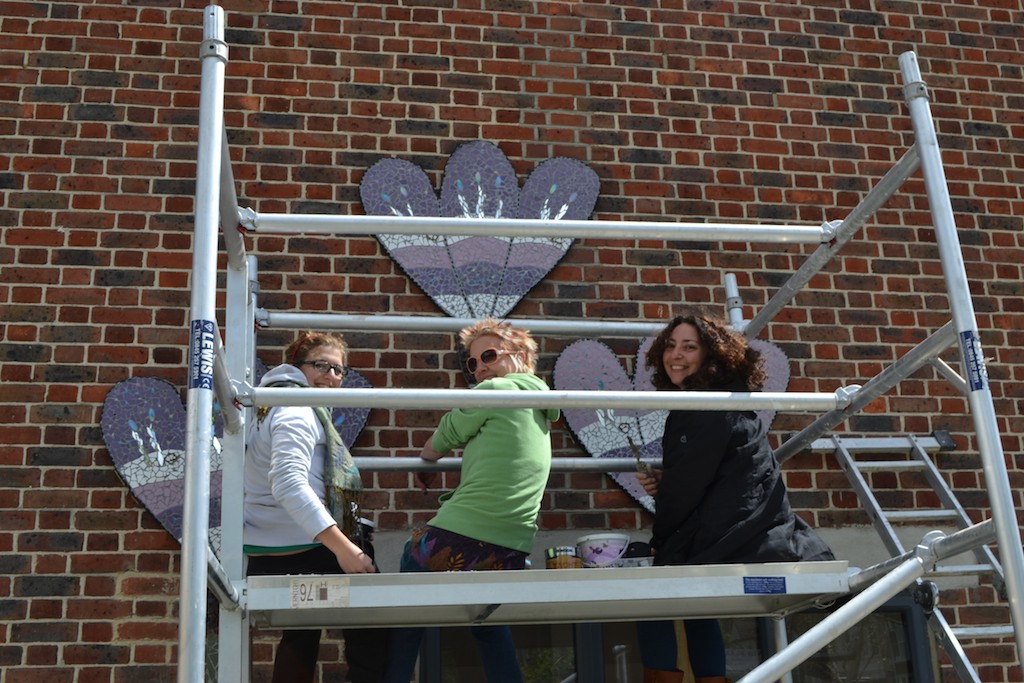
545, 546, 583, 569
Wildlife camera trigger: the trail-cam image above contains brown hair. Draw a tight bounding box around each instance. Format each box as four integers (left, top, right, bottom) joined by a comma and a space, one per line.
459, 317, 538, 373
286, 330, 348, 367
644, 311, 765, 391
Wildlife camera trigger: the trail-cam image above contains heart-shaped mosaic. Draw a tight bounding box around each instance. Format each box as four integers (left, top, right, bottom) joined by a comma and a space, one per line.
360, 140, 600, 318
100, 369, 373, 554
553, 337, 791, 513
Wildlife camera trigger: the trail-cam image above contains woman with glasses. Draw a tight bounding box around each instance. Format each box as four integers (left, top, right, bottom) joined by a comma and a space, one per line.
244, 331, 387, 683
383, 318, 559, 683
636, 311, 833, 683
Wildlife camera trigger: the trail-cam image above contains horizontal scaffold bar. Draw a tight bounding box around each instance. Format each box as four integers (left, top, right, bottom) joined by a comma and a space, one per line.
240, 387, 848, 411
354, 457, 650, 472
351, 438, 947, 472
239, 210, 829, 243
260, 311, 667, 337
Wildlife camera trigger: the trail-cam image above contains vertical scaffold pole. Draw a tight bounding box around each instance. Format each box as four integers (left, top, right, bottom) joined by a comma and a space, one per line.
899, 50, 1024, 664
180, 6, 228, 682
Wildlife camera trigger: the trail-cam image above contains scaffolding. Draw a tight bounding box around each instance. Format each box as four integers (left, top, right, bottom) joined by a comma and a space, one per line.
182, 5, 1023, 682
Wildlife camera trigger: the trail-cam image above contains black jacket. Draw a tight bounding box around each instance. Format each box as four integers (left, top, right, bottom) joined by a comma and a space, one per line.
651, 383, 834, 566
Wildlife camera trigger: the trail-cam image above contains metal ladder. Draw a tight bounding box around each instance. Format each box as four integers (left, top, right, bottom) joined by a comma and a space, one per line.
828, 433, 1010, 683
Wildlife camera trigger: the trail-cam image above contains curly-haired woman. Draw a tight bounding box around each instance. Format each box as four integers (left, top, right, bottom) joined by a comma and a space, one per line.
636, 311, 833, 683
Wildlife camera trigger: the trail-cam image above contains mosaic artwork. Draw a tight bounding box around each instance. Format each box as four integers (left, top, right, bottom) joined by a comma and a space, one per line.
553, 337, 791, 513
101, 368, 373, 554
101, 377, 223, 551
360, 140, 601, 318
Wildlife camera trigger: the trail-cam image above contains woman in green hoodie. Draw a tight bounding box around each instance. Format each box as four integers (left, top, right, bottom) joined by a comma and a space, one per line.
383, 318, 559, 683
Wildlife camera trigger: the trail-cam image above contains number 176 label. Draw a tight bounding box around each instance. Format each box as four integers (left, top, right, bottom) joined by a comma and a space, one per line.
290, 577, 349, 608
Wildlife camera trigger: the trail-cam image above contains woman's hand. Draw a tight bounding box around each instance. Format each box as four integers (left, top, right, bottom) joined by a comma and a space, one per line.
335, 544, 375, 575
316, 525, 375, 574
637, 468, 661, 496
416, 470, 439, 493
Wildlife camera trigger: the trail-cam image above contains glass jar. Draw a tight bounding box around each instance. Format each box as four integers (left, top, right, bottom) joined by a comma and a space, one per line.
545, 546, 583, 569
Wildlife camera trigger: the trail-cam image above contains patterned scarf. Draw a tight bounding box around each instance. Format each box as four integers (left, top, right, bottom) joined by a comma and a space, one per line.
312, 404, 363, 540
258, 382, 363, 540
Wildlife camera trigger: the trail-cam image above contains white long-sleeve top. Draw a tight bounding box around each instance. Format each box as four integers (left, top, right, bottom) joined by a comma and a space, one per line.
243, 364, 336, 551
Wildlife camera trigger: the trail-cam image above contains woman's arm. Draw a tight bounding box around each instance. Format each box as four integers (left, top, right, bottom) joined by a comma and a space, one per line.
419, 435, 444, 462
267, 407, 337, 541
416, 431, 444, 492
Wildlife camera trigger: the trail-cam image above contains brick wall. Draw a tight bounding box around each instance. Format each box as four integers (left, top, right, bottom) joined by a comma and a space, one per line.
1, 0, 1022, 680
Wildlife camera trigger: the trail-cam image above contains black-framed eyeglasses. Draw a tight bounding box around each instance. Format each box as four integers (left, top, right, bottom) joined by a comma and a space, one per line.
301, 360, 346, 378
464, 347, 510, 374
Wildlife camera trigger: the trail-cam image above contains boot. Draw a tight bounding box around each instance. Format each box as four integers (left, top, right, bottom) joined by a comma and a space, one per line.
643, 669, 686, 683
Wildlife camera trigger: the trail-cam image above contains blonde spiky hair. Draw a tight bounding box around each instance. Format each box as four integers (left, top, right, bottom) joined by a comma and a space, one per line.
459, 318, 537, 373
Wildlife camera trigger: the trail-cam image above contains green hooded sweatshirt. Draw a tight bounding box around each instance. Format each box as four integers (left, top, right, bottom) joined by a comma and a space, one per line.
428, 373, 559, 553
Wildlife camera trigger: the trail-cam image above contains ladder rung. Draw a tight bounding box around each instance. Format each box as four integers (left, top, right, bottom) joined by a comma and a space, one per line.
851, 460, 925, 472
813, 435, 945, 454
950, 625, 1015, 639
884, 509, 961, 521
925, 564, 994, 577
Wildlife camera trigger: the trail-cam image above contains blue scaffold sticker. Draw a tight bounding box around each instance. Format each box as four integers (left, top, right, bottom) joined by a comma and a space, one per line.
189, 319, 217, 390
743, 576, 787, 595
959, 330, 988, 392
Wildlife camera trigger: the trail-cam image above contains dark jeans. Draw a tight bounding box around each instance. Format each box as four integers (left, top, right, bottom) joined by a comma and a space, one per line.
247, 544, 388, 683
636, 618, 726, 677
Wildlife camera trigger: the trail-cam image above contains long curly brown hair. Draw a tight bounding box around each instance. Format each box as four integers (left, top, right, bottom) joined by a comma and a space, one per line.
644, 311, 765, 391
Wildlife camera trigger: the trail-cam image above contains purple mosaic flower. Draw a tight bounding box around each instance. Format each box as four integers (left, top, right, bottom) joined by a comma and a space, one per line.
553, 338, 791, 513
360, 140, 600, 318
101, 369, 373, 554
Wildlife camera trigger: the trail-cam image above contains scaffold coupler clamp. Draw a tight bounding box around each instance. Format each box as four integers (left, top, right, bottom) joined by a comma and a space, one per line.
911, 530, 945, 614
834, 384, 861, 410
820, 219, 842, 242
916, 530, 945, 574
233, 381, 256, 409
200, 11, 228, 62
903, 79, 929, 105
238, 206, 258, 233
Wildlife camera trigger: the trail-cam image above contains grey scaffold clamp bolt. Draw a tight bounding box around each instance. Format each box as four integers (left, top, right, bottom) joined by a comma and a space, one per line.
232, 381, 256, 408
915, 529, 945, 570
834, 384, 862, 410
238, 206, 258, 232
820, 219, 843, 241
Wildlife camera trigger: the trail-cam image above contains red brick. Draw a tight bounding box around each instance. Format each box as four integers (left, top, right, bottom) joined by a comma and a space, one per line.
1, 3, 1023, 680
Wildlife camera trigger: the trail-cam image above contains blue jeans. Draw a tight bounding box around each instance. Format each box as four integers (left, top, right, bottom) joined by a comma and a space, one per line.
381, 527, 526, 683
636, 618, 726, 677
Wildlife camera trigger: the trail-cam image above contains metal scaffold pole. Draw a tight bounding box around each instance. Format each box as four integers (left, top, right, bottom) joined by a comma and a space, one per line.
180, 6, 227, 682
899, 50, 1024, 664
